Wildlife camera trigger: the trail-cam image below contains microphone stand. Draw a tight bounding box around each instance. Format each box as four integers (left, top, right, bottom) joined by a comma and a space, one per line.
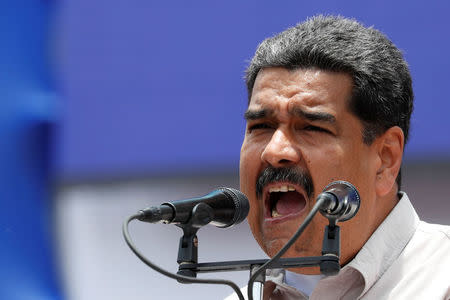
176, 204, 341, 299
124, 182, 360, 299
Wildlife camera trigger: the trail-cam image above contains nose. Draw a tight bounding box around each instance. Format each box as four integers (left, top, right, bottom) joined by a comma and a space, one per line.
261, 128, 301, 167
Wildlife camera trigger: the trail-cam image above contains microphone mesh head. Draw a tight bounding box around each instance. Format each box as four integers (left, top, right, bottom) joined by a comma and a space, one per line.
321, 180, 360, 222
218, 187, 250, 227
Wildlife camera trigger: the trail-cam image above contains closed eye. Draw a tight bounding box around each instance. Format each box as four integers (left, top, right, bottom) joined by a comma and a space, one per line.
248, 123, 273, 132
304, 125, 330, 133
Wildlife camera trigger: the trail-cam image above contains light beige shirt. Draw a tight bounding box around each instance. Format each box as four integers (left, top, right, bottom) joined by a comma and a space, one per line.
226, 193, 450, 299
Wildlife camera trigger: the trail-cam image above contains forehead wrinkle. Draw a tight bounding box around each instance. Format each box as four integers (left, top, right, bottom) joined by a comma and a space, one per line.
254, 69, 305, 99
249, 68, 353, 124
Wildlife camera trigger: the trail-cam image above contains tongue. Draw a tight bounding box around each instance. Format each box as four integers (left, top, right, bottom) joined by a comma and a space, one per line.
276, 192, 306, 215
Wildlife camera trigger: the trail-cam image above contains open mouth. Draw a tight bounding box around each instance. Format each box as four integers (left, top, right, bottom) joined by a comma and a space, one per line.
265, 184, 307, 219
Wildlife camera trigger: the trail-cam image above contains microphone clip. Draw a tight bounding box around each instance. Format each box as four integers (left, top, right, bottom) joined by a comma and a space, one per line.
320, 220, 341, 276
176, 203, 214, 280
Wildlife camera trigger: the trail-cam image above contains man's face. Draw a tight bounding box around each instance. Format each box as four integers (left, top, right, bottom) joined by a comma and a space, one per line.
240, 67, 381, 273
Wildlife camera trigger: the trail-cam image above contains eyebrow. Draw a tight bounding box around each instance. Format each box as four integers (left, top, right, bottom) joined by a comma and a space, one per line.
291, 107, 336, 124
243, 108, 272, 121
244, 107, 336, 124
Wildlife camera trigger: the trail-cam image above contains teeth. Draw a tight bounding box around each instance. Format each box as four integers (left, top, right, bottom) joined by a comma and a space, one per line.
269, 185, 295, 193
272, 208, 282, 218
268, 184, 296, 218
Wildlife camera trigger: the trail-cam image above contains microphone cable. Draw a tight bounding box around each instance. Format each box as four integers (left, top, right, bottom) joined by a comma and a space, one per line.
123, 214, 245, 300
247, 196, 327, 300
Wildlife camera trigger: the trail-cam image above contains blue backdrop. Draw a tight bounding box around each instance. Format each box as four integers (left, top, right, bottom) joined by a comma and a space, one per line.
2, 1, 449, 299
54, 0, 450, 180
0, 1, 62, 300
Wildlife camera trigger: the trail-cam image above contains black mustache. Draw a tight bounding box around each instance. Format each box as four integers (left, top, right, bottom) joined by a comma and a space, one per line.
256, 166, 314, 199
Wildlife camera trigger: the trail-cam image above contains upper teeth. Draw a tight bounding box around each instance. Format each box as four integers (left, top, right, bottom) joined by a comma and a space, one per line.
269, 185, 296, 193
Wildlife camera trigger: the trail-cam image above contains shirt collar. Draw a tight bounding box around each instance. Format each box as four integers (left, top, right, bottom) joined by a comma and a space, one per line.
285, 271, 324, 296
264, 193, 420, 298
345, 191, 420, 295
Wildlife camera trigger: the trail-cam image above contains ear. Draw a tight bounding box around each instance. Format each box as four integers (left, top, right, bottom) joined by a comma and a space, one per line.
375, 126, 404, 197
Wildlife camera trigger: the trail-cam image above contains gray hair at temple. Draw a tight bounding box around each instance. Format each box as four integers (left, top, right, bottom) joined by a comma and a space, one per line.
245, 15, 414, 187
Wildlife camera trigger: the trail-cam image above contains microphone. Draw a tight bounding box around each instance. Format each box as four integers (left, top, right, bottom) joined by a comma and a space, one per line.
317, 181, 360, 222
137, 187, 249, 228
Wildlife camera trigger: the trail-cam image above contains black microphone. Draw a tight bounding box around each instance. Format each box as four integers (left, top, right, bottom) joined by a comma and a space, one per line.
137, 187, 249, 228
317, 181, 360, 222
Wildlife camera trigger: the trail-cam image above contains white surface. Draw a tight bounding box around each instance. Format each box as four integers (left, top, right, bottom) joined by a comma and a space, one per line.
55, 175, 265, 300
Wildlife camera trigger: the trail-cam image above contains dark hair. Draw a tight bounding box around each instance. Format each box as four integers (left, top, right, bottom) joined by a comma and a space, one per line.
245, 15, 413, 187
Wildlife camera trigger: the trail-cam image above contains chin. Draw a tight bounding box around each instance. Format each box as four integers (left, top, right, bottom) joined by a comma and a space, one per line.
264, 238, 299, 258
263, 236, 320, 259
263, 241, 322, 275
264, 239, 286, 257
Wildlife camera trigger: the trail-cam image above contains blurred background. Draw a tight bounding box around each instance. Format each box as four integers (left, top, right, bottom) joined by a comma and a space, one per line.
1, 0, 449, 299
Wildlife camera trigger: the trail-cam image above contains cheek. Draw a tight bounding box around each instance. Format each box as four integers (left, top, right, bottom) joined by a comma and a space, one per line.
246, 202, 261, 237
240, 140, 264, 237
239, 146, 251, 194
314, 142, 376, 208
341, 143, 376, 188
239, 140, 261, 190
303, 145, 346, 191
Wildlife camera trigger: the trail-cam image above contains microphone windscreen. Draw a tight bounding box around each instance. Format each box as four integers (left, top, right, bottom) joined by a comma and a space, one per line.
214, 187, 249, 228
